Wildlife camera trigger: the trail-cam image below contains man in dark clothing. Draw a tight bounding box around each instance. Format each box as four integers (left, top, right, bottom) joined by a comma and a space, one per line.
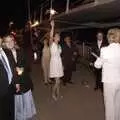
62, 36, 78, 86
90, 31, 108, 91
0, 37, 20, 120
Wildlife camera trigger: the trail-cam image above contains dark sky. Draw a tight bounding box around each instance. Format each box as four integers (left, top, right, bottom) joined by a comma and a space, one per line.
0, 0, 24, 33
0, 0, 45, 35
0, 0, 90, 35
0, 0, 51, 35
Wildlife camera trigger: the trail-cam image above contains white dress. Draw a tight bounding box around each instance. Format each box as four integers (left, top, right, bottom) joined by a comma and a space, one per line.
49, 42, 64, 78
15, 90, 36, 120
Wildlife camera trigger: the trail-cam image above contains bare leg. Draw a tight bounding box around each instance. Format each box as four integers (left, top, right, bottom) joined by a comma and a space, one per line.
42, 60, 49, 84
47, 65, 51, 83
56, 78, 60, 98
52, 78, 60, 101
43, 68, 48, 84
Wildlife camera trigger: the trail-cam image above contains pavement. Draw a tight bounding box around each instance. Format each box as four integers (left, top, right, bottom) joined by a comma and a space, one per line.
31, 60, 105, 120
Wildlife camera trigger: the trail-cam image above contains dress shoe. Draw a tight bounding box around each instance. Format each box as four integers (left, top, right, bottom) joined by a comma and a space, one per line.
44, 83, 49, 86
63, 82, 67, 86
67, 81, 74, 84
94, 87, 99, 91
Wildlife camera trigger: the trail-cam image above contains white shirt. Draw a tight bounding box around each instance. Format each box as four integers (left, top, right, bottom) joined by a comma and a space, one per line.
11, 49, 17, 63
97, 40, 103, 49
0, 48, 13, 84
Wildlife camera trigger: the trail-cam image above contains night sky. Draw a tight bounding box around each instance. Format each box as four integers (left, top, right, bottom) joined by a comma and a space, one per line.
0, 0, 83, 31
0, 0, 46, 35
0, 0, 96, 36
0, 0, 24, 34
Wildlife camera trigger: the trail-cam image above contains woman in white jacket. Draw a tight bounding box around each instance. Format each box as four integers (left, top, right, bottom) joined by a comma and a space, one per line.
94, 28, 120, 120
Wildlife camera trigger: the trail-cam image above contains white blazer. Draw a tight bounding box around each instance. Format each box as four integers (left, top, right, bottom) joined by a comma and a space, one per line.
94, 43, 120, 83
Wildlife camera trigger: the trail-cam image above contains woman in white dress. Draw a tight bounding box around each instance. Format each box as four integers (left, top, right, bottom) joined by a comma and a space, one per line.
49, 32, 64, 101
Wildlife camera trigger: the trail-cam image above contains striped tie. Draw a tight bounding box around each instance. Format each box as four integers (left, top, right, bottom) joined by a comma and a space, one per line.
0, 54, 13, 84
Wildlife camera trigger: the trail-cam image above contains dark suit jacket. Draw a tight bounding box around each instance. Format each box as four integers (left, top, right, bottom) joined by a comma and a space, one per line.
62, 43, 78, 70
89, 40, 108, 75
90, 40, 108, 63
0, 60, 9, 97
0, 49, 18, 97
13, 49, 33, 94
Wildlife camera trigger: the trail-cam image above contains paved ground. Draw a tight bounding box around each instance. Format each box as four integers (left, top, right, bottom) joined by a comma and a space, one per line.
31, 61, 105, 120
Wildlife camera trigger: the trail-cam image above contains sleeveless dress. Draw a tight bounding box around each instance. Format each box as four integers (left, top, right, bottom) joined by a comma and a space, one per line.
41, 46, 50, 82
42, 46, 50, 70
49, 42, 64, 78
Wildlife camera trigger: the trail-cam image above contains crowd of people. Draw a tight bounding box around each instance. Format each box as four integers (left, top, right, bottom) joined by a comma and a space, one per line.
1, 19, 120, 120
0, 34, 36, 120
41, 24, 120, 120
41, 20, 78, 101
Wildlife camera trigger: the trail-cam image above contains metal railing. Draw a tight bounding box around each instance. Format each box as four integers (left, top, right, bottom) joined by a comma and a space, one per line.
31, 0, 95, 23
76, 42, 92, 60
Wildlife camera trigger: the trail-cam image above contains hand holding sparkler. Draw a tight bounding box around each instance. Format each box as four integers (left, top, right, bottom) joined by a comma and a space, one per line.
91, 52, 99, 58
16, 67, 24, 75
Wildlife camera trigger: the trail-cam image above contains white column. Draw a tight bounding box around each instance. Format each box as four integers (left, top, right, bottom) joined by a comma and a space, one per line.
66, 0, 70, 14
40, 6, 43, 23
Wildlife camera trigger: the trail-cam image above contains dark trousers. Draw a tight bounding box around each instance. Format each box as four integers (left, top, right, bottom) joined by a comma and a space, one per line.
95, 69, 103, 90
63, 67, 72, 83
0, 85, 14, 120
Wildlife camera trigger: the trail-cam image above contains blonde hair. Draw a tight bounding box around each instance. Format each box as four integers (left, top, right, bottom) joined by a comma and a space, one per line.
3, 35, 13, 42
107, 28, 120, 44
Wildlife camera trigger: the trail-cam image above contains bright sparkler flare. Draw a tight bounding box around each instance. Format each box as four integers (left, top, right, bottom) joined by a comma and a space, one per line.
50, 9, 57, 15
9, 21, 14, 25
9, 21, 14, 27
46, 9, 57, 15
31, 21, 39, 27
